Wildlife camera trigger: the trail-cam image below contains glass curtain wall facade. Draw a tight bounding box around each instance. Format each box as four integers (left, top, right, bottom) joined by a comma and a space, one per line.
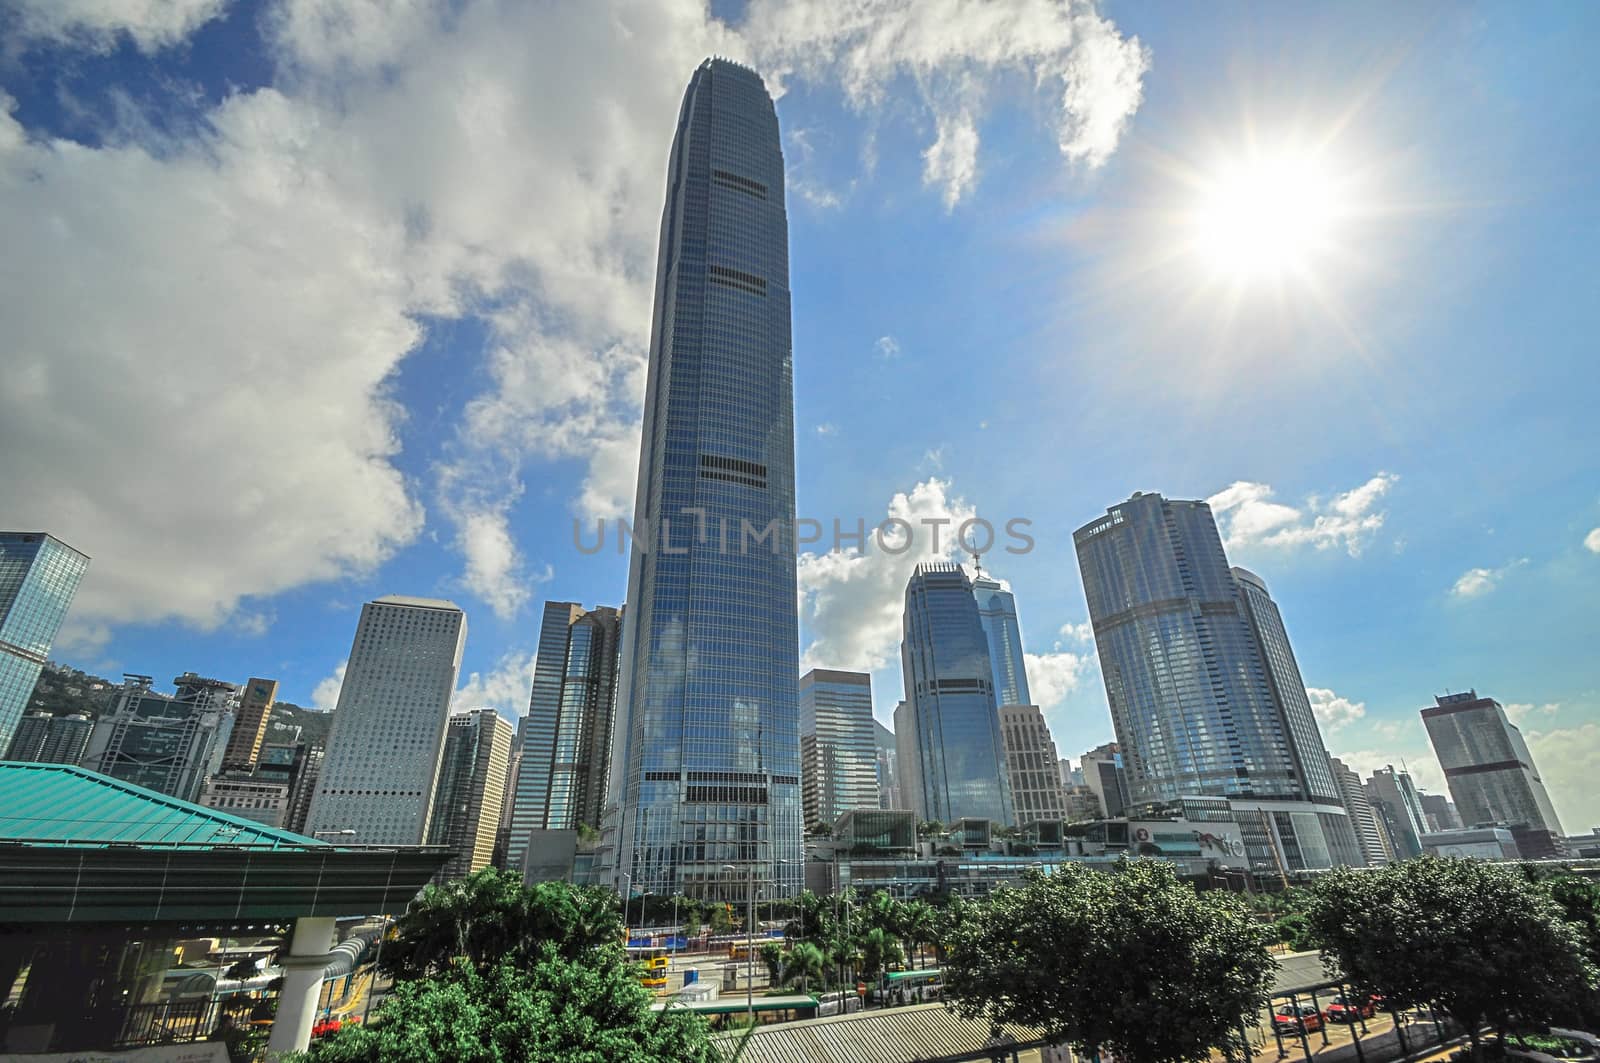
505, 602, 622, 873
1075, 494, 1311, 803
611, 59, 801, 901
0, 533, 89, 752
1231, 568, 1342, 804
82, 677, 230, 802
897, 563, 1014, 825
799, 669, 879, 829
1074, 493, 1359, 870
970, 573, 1032, 707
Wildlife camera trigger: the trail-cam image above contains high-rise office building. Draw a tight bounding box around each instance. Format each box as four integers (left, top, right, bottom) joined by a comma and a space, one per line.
4, 711, 93, 765
504, 602, 622, 875
1329, 756, 1390, 866
1422, 690, 1566, 858
897, 563, 1013, 825
429, 708, 514, 880
83, 675, 233, 802
1418, 792, 1462, 833
874, 720, 900, 810
1073, 493, 1361, 871
1364, 765, 1429, 860
610, 59, 802, 901
998, 704, 1067, 822
971, 568, 1032, 707
1079, 743, 1130, 818
221, 678, 278, 772
1232, 568, 1343, 805
0, 532, 90, 752
799, 669, 878, 829
305, 596, 466, 846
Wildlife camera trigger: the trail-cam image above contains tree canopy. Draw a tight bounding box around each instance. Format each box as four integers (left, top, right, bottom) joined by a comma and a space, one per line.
944, 859, 1273, 1063
1302, 858, 1598, 1045
379, 868, 621, 980
296, 951, 715, 1063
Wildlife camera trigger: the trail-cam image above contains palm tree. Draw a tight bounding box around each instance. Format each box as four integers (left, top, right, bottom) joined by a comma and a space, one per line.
898, 900, 935, 971
786, 941, 826, 994
858, 927, 904, 1007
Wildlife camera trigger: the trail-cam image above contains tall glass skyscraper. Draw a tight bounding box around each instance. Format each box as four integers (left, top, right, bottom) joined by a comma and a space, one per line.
970, 569, 1031, 706
799, 669, 878, 829
0, 532, 89, 752
610, 59, 801, 901
897, 562, 1014, 825
1073, 493, 1360, 870
504, 600, 622, 874
1232, 568, 1341, 805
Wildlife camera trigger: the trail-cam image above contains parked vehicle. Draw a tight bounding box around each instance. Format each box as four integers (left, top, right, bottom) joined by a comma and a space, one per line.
1324, 994, 1378, 1022
1274, 1003, 1323, 1034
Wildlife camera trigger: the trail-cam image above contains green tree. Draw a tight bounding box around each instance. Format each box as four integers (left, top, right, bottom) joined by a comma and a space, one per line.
295, 951, 716, 1063
380, 868, 622, 980
758, 942, 785, 986
709, 902, 734, 936
945, 860, 1273, 1063
1303, 858, 1598, 1051
857, 927, 904, 997
898, 900, 935, 970
785, 942, 826, 993
1547, 873, 1600, 1027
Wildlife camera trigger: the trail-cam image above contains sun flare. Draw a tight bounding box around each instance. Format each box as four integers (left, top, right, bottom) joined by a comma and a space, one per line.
1187, 148, 1346, 284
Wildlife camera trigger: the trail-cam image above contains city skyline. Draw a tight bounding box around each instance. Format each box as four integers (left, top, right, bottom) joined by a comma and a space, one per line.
1, 4, 1596, 835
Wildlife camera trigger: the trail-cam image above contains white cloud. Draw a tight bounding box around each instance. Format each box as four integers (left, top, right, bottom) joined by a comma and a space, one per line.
1058, 620, 1095, 645
453, 650, 537, 719
310, 660, 347, 714
1584, 528, 1600, 554
7, 0, 226, 53
798, 477, 978, 673
1306, 686, 1366, 730
876, 335, 902, 359
816, 423, 838, 436
1449, 557, 1528, 600
1024, 651, 1093, 712
0, 89, 425, 631
1524, 722, 1600, 834
6, 0, 1148, 629
1504, 702, 1559, 726
923, 111, 980, 210
1207, 473, 1398, 557
748, 0, 1149, 203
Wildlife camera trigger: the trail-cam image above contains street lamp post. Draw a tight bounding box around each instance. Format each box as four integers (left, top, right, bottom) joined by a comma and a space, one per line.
722, 864, 754, 1024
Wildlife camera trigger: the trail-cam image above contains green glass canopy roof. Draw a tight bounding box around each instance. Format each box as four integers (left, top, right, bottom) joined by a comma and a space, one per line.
0, 761, 327, 850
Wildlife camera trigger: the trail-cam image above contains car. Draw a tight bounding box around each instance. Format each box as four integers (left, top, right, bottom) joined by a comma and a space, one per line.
1324, 994, 1378, 1023
1274, 1004, 1323, 1034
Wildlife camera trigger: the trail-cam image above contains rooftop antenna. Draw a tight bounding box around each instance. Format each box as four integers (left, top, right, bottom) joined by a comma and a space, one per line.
971, 549, 984, 579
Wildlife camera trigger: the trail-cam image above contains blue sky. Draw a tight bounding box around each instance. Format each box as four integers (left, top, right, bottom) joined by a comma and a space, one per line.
3, 1, 1596, 831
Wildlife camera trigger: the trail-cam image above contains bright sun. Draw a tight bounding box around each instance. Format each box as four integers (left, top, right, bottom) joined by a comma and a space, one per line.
1188, 149, 1345, 283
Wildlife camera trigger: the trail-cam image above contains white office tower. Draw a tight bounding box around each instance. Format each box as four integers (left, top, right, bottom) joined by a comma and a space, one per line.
306, 596, 467, 845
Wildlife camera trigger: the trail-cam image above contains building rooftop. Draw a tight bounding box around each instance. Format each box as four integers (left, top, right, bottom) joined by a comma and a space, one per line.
373, 594, 462, 611
710, 1002, 1048, 1062
0, 761, 326, 850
